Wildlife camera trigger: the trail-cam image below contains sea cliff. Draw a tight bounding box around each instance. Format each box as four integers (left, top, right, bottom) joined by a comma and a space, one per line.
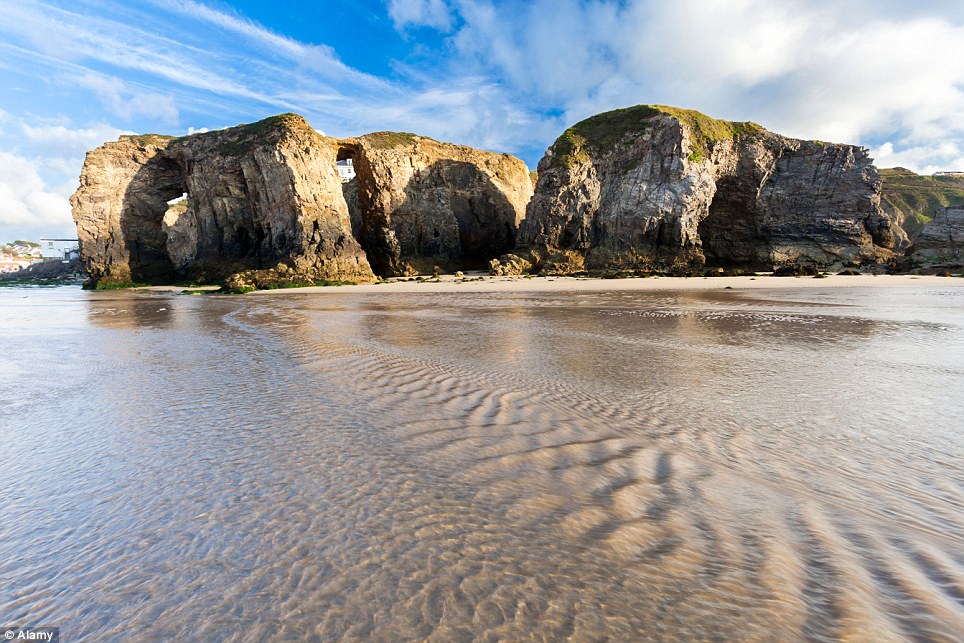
492, 105, 906, 276
72, 115, 532, 288
73, 107, 933, 289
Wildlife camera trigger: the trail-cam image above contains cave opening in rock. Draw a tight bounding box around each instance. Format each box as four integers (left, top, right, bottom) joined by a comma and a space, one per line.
335, 148, 356, 183
336, 145, 364, 246
698, 176, 768, 270
124, 155, 187, 283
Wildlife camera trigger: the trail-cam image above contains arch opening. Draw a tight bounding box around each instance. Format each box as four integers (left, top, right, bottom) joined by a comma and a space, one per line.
123, 155, 187, 283
698, 176, 769, 270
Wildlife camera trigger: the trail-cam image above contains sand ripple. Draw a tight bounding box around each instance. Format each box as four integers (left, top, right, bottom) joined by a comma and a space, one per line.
0, 286, 962, 641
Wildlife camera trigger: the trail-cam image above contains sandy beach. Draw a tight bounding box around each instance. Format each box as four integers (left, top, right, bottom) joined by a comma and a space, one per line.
139, 272, 964, 295
7, 279, 963, 640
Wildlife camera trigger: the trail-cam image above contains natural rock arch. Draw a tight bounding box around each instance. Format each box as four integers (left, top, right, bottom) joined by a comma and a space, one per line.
72, 115, 533, 287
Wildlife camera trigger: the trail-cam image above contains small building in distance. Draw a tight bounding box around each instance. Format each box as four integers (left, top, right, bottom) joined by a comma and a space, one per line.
40, 238, 80, 261
0, 241, 42, 273
0, 254, 34, 273
337, 158, 355, 183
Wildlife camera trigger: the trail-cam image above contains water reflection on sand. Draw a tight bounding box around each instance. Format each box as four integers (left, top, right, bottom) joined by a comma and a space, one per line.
1, 285, 962, 641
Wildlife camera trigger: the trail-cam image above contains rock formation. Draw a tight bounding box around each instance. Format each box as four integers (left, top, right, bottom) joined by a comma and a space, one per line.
74, 106, 925, 287
493, 105, 906, 275
910, 207, 964, 267
342, 133, 531, 276
72, 114, 532, 288
879, 168, 964, 240
72, 115, 373, 287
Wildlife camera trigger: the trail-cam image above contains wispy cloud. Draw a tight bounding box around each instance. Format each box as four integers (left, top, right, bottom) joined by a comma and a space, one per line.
75, 73, 179, 123
20, 121, 132, 156
388, 0, 456, 31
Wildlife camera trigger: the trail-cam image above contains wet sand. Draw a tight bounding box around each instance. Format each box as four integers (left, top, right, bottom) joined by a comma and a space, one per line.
140, 273, 964, 295
2, 283, 962, 640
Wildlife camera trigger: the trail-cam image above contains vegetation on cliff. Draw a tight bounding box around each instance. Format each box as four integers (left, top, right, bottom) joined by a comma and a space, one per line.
880, 168, 964, 238
200, 113, 317, 156
362, 131, 422, 149
120, 133, 176, 147
547, 104, 764, 169
654, 106, 763, 162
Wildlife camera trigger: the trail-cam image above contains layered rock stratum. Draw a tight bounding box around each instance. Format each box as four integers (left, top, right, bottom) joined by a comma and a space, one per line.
71, 114, 532, 287
911, 207, 964, 267
493, 105, 907, 275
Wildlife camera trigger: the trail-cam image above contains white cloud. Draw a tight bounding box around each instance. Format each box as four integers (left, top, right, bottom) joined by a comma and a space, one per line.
0, 151, 73, 231
389, 0, 455, 31
75, 73, 179, 124
0, 118, 138, 239
21, 122, 132, 157
443, 0, 964, 173
871, 142, 964, 176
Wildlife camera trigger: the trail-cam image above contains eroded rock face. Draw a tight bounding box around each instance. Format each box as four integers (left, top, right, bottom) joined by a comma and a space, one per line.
72, 135, 184, 285
72, 115, 532, 287
72, 115, 375, 287
911, 207, 964, 266
346, 133, 532, 276
497, 105, 906, 274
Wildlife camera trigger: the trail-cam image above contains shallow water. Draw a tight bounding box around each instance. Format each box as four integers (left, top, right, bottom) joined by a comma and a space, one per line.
1, 284, 962, 641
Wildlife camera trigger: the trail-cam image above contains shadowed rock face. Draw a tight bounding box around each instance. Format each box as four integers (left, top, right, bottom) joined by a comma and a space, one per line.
497, 105, 906, 274
72, 115, 532, 287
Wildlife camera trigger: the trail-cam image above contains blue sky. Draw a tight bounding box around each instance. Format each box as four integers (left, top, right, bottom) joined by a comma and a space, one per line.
2, 0, 964, 241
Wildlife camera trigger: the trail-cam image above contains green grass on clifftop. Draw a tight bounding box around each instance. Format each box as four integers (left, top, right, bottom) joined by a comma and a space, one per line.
880, 168, 964, 238
653, 106, 763, 162
548, 105, 764, 169
212, 113, 314, 155
363, 131, 429, 149
121, 133, 177, 147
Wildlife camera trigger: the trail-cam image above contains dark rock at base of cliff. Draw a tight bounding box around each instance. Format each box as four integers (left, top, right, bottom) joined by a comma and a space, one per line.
772, 264, 820, 277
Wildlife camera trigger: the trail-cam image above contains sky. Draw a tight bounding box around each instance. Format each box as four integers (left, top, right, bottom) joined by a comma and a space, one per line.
1, 0, 964, 241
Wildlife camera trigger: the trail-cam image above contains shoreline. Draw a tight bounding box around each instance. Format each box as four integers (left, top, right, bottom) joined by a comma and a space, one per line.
134, 273, 964, 295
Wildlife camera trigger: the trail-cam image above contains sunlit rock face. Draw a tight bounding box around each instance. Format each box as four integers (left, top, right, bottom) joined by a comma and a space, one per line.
72, 114, 532, 288
72, 114, 374, 287
495, 105, 905, 275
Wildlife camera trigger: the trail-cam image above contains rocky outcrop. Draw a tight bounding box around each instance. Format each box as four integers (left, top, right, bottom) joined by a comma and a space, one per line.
910, 207, 964, 267
493, 105, 906, 275
72, 114, 373, 287
72, 115, 532, 287
345, 133, 531, 276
